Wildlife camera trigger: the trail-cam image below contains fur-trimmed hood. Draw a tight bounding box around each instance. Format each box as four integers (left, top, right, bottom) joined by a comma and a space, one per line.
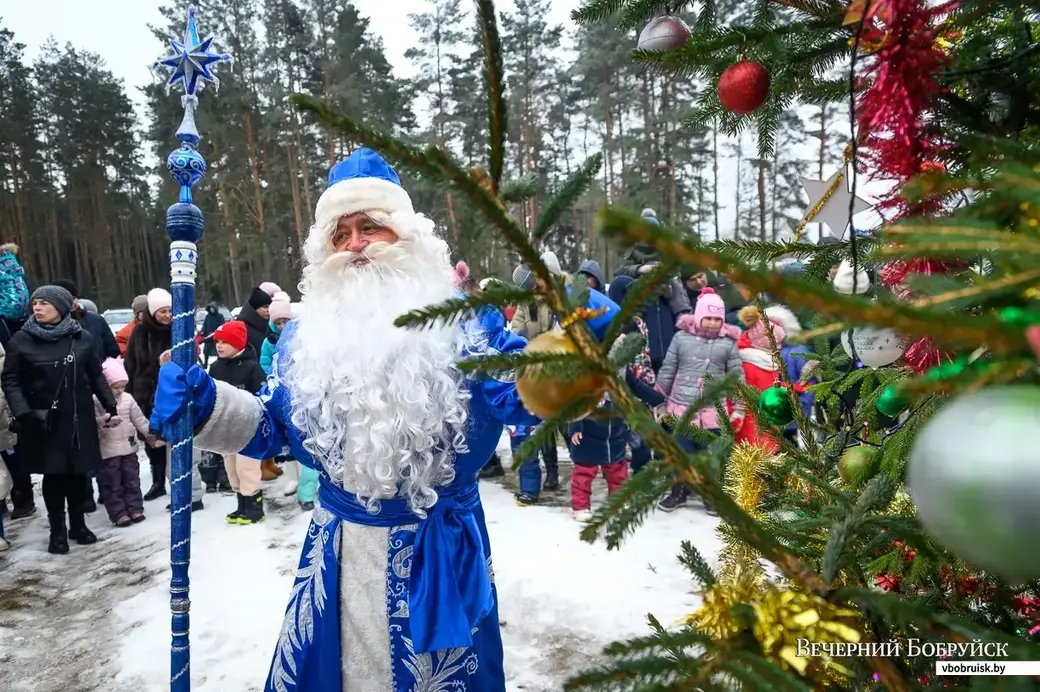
763, 304, 802, 337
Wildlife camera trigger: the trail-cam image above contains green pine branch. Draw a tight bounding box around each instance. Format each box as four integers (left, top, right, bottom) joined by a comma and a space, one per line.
392, 286, 534, 329
475, 0, 507, 194
533, 153, 603, 240
595, 206, 1030, 355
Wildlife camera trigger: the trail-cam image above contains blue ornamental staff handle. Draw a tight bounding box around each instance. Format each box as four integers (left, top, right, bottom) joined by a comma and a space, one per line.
153, 8, 232, 691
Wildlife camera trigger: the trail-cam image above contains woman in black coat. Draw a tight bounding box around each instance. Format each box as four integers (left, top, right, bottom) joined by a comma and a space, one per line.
125, 288, 172, 501
1, 286, 117, 554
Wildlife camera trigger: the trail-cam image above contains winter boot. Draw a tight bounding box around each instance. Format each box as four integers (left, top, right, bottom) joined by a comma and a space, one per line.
47, 514, 69, 555
299, 501, 315, 512
218, 482, 234, 496
225, 493, 246, 524
68, 511, 98, 545
143, 462, 167, 501
82, 495, 97, 514
658, 484, 691, 512
542, 464, 560, 492
228, 491, 265, 525
571, 509, 593, 522
514, 492, 539, 506
10, 502, 35, 520
260, 459, 280, 482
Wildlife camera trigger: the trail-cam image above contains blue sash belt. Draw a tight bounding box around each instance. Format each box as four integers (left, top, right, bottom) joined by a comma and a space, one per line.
318, 475, 493, 654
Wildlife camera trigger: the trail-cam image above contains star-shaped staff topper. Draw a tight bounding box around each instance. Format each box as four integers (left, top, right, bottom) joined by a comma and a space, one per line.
799, 169, 873, 240
154, 6, 233, 97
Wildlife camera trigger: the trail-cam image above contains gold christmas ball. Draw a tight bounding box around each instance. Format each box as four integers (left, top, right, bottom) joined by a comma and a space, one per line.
515, 330, 605, 421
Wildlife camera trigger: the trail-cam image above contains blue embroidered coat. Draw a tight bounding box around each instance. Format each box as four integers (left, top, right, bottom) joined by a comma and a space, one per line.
241, 289, 614, 692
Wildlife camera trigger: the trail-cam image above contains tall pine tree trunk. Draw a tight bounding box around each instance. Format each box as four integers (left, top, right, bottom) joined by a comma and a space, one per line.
712, 123, 720, 241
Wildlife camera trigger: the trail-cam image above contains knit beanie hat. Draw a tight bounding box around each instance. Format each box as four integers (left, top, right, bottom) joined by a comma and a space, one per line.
269, 300, 292, 323
512, 250, 563, 289
147, 288, 172, 316
692, 287, 726, 325
31, 285, 74, 318
640, 208, 661, 227
738, 305, 787, 351
79, 298, 98, 314
102, 358, 129, 386
214, 321, 248, 352
53, 278, 79, 298
259, 282, 282, 297
248, 287, 273, 310
272, 291, 291, 304
131, 294, 149, 315
832, 259, 871, 295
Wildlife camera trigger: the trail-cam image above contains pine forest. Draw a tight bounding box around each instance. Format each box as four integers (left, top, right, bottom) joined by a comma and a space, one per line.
0, 0, 849, 307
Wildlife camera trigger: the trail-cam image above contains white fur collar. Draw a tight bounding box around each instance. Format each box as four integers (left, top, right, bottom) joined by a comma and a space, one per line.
739, 346, 778, 371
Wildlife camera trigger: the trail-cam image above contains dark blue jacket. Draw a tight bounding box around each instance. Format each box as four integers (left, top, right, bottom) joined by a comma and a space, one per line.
566, 370, 663, 466
80, 310, 120, 360
608, 276, 678, 372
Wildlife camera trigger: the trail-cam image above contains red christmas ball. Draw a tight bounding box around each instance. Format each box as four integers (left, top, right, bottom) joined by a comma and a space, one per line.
718, 60, 770, 114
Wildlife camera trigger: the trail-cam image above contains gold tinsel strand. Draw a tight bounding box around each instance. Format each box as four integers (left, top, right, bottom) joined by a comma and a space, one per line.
752, 587, 862, 684
687, 572, 863, 686
716, 443, 775, 584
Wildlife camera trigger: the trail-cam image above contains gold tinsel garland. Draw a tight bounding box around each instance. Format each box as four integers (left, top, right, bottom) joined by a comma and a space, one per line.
715, 443, 780, 583
684, 444, 864, 685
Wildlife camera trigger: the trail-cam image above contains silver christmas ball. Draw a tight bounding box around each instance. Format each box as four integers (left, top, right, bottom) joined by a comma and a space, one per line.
840, 326, 905, 368
637, 15, 692, 52
908, 386, 1040, 584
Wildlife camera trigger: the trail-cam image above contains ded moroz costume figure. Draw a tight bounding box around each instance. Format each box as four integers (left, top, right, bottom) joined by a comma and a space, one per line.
151, 147, 618, 691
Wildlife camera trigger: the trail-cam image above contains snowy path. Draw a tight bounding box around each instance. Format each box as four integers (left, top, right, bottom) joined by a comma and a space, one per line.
0, 442, 722, 691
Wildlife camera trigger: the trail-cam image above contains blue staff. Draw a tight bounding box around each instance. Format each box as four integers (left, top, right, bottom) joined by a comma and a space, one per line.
152, 8, 232, 690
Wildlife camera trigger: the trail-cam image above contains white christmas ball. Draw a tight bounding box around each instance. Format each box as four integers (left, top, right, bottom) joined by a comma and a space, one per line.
908, 386, 1040, 584
637, 16, 692, 52
840, 327, 904, 368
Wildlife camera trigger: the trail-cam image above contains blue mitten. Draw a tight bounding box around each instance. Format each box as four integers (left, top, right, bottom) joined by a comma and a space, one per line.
565, 285, 620, 341
150, 363, 217, 440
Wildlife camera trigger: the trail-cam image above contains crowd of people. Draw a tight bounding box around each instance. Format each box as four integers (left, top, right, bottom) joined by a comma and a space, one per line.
469, 208, 873, 518
0, 206, 872, 553
0, 253, 313, 554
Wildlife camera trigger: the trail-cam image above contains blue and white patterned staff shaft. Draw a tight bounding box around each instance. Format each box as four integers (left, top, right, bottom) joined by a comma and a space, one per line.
153, 8, 232, 691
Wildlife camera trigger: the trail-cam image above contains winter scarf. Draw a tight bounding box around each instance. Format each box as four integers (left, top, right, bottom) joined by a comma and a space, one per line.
22, 314, 81, 342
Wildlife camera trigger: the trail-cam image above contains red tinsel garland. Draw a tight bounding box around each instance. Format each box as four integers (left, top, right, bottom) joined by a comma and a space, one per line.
856, 0, 956, 216
855, 0, 960, 372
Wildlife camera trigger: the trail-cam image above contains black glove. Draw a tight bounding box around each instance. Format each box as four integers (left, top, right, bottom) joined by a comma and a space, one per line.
16, 412, 44, 435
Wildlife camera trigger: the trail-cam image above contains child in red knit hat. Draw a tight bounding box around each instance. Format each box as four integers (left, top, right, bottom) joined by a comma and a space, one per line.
209, 321, 268, 525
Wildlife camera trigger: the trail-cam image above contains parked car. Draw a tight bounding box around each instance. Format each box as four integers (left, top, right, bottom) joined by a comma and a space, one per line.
102, 308, 134, 337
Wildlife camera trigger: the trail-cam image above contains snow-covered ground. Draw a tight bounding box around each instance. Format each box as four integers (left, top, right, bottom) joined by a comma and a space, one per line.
0, 437, 722, 691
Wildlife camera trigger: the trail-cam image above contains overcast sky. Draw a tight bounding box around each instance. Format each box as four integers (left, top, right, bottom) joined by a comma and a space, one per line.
2, 0, 582, 93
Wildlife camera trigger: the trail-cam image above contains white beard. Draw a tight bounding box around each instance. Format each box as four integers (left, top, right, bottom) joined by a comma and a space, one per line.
283, 231, 471, 516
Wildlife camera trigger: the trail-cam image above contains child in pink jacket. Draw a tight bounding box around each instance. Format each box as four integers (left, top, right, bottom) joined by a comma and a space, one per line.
95, 358, 153, 527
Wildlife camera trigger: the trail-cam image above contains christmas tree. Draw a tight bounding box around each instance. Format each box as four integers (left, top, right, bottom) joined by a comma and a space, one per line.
291, 0, 1040, 688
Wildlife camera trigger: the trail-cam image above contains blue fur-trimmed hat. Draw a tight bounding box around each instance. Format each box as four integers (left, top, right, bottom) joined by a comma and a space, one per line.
313, 148, 417, 239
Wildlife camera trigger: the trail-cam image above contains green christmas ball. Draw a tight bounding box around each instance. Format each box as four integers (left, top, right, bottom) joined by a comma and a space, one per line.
997, 306, 1040, 328
838, 445, 879, 486
757, 385, 794, 426
876, 384, 912, 418
908, 386, 1040, 584
924, 356, 969, 381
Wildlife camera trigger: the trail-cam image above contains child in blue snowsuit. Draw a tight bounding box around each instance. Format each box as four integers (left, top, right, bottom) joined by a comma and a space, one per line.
511, 424, 543, 505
